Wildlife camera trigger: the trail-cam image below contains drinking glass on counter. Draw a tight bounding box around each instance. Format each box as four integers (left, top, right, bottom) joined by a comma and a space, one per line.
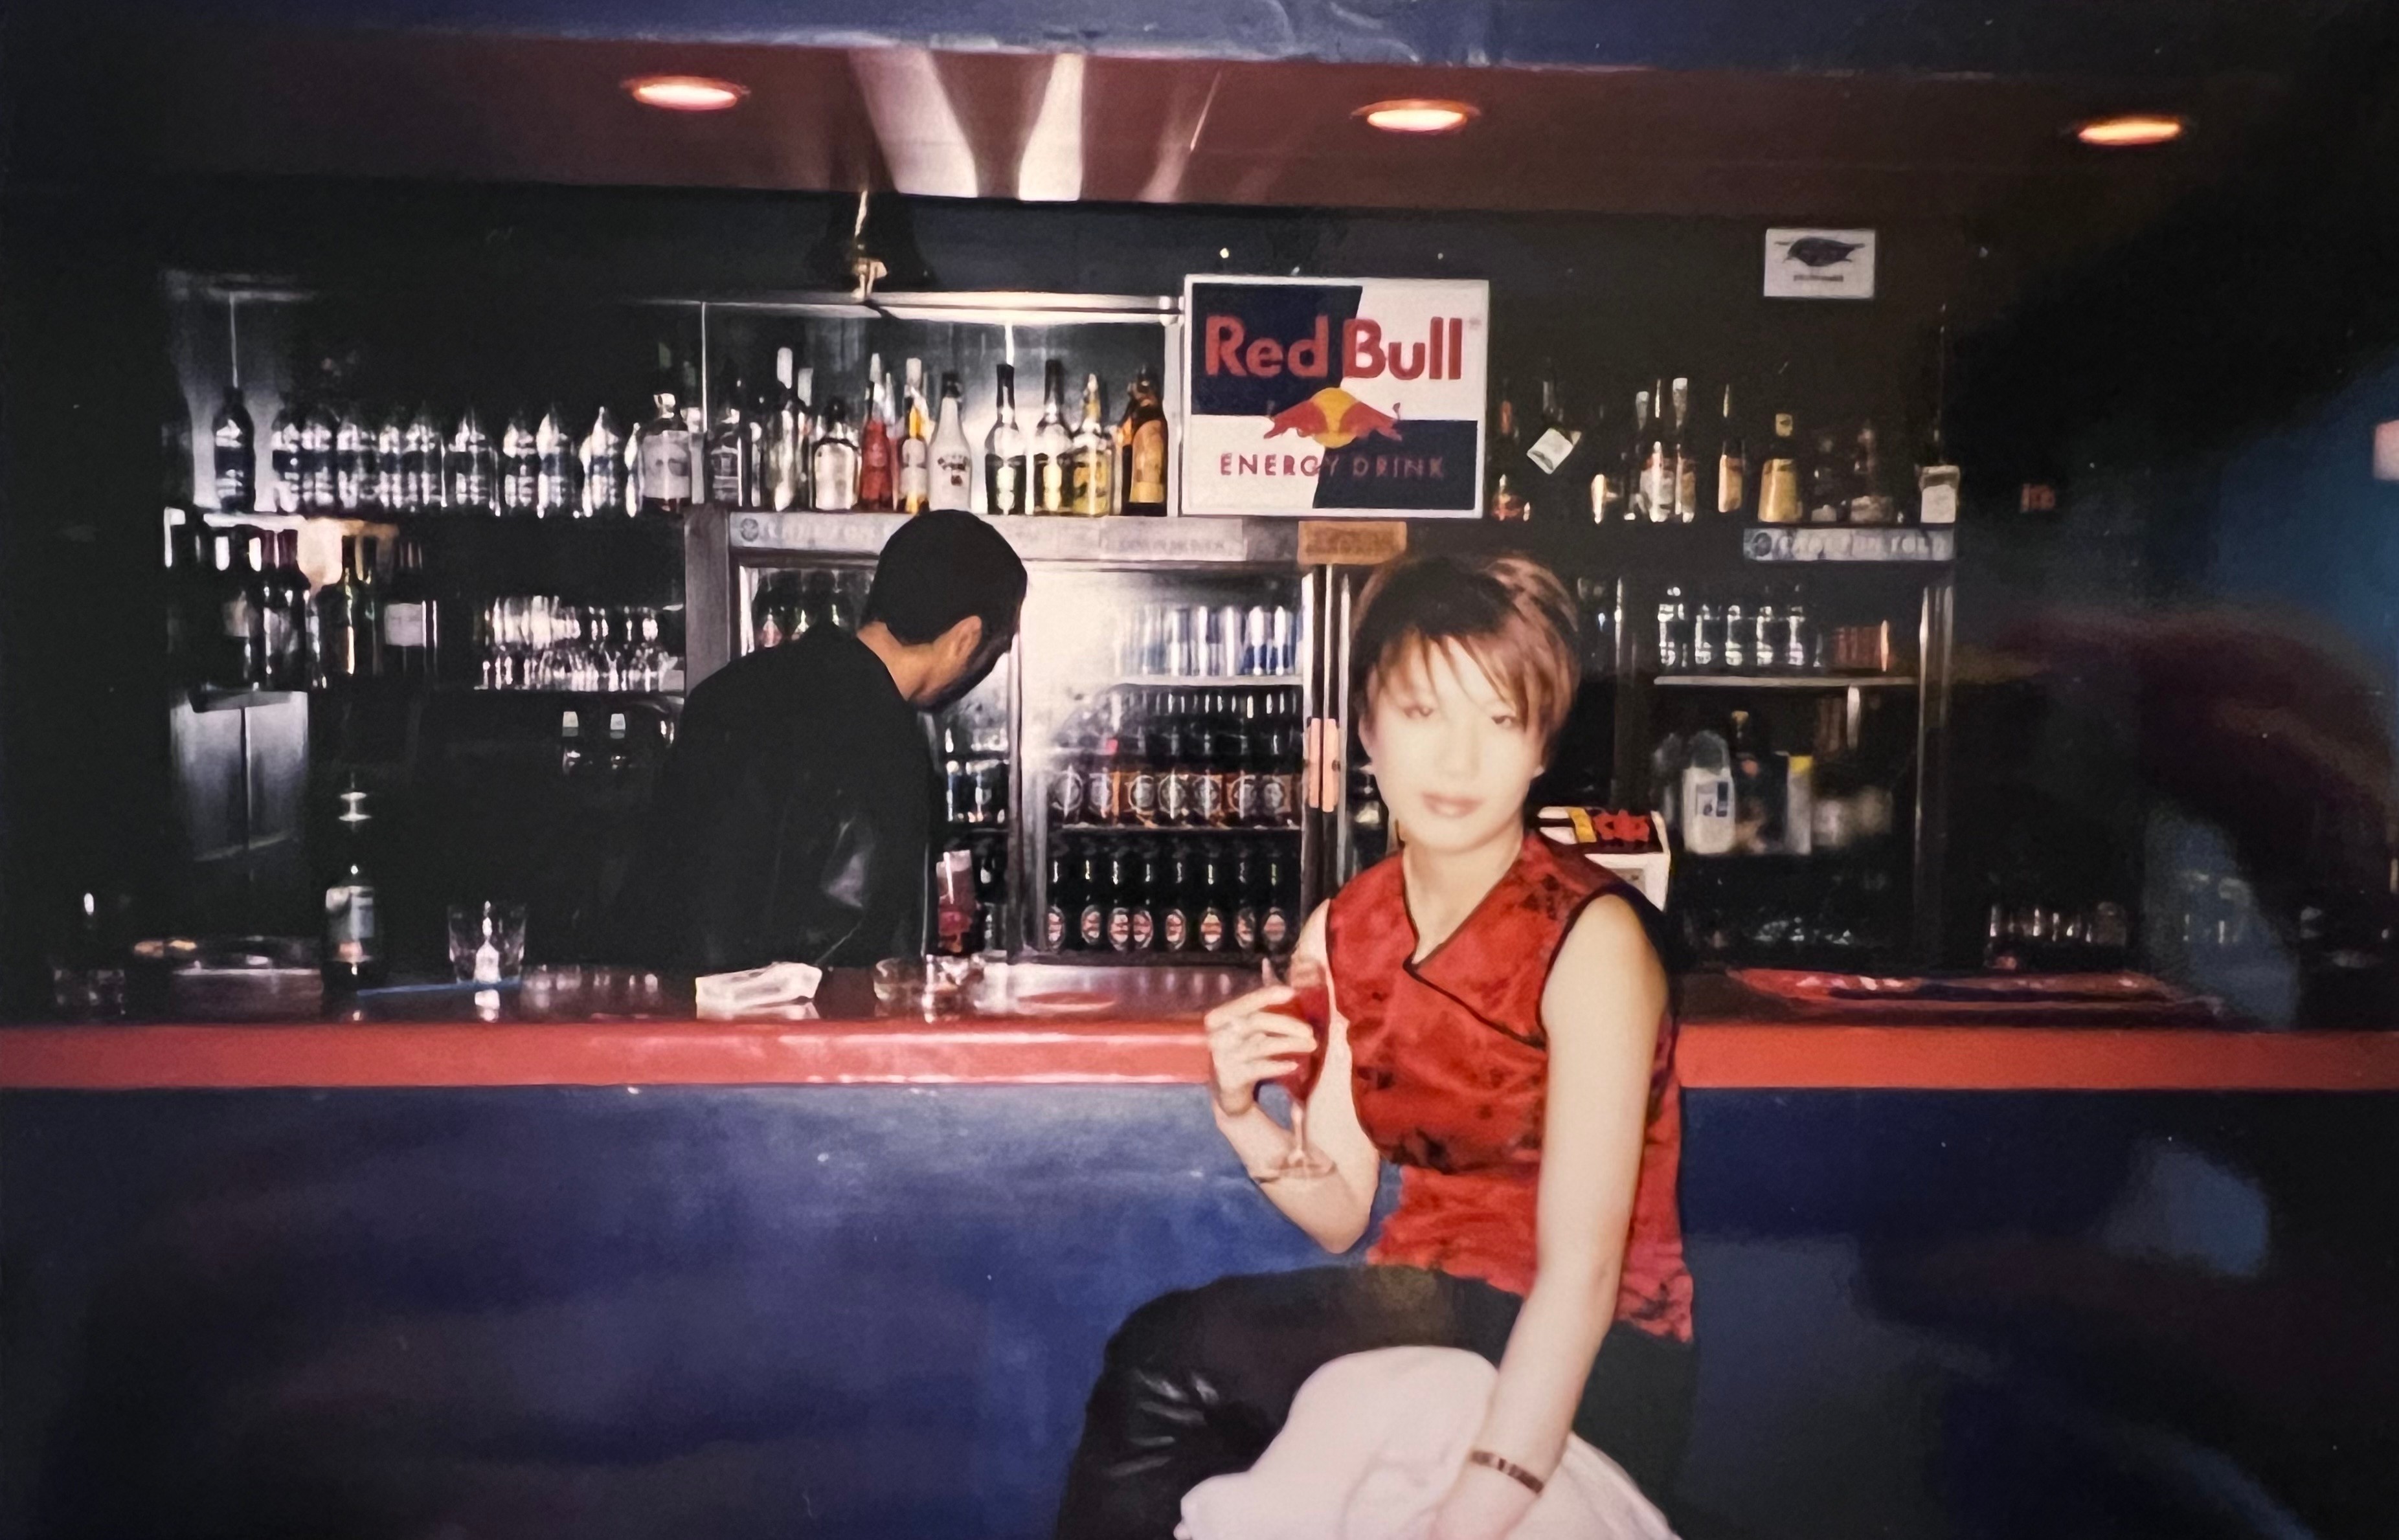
447, 900, 527, 984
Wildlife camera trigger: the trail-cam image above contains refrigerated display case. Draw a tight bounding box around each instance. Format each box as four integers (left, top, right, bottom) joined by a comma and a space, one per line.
686, 508, 1316, 965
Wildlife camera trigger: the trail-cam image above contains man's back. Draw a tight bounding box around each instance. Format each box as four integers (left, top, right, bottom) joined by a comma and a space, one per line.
618, 627, 934, 972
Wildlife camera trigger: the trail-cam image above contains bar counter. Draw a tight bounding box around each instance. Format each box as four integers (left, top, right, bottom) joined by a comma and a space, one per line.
6, 968, 2397, 1091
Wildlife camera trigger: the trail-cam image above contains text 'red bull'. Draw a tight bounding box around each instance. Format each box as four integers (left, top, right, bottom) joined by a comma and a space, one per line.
1203, 315, 1467, 382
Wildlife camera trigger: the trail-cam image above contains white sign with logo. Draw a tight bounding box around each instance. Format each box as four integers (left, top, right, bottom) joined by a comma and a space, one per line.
1764, 228, 1877, 300
1181, 276, 1489, 518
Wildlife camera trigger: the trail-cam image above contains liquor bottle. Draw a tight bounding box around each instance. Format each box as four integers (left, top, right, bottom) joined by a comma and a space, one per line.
1120, 370, 1169, 516
1669, 377, 1699, 523
1729, 709, 1771, 854
897, 357, 931, 515
402, 403, 445, 513
558, 710, 587, 779
970, 836, 1006, 953
334, 400, 372, 512
1268, 691, 1303, 827
1196, 849, 1232, 954
352, 534, 385, 680
1068, 373, 1113, 516
1260, 850, 1295, 954
1077, 845, 1108, 951
942, 726, 971, 825
984, 363, 1029, 515
1806, 430, 1848, 524
1722, 592, 1749, 672
373, 408, 406, 513
262, 530, 311, 689
499, 408, 539, 515
447, 406, 497, 512
927, 372, 973, 513
266, 396, 302, 513
1847, 421, 1895, 524
210, 383, 254, 512
1044, 845, 1079, 952
1584, 397, 1620, 522
1131, 849, 1161, 952
1637, 382, 1673, 524
1655, 583, 1690, 672
322, 785, 387, 994
382, 537, 436, 682
1231, 846, 1262, 954
1757, 412, 1801, 524
763, 349, 805, 512
1715, 385, 1746, 517
1680, 727, 1736, 856
1691, 590, 1720, 672
1031, 359, 1074, 515
708, 364, 754, 509
1523, 370, 1585, 517
1917, 318, 1961, 525
1159, 843, 1196, 952
583, 405, 629, 517
1232, 693, 1265, 827
1487, 379, 1531, 521
856, 362, 895, 512
220, 533, 264, 689
1783, 583, 1814, 671
1752, 594, 1783, 675
638, 356, 695, 515
1106, 845, 1138, 954
1047, 718, 1087, 826
163, 513, 207, 688
535, 404, 581, 517
300, 392, 339, 511
811, 398, 860, 511
161, 359, 194, 511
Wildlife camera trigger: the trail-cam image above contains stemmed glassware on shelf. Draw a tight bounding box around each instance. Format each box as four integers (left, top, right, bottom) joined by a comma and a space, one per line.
479, 597, 670, 691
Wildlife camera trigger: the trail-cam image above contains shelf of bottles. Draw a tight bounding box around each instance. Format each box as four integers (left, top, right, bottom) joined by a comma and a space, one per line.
1022, 572, 1309, 962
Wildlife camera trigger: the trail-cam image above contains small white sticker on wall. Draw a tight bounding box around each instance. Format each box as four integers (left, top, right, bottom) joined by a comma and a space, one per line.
1765, 228, 1876, 300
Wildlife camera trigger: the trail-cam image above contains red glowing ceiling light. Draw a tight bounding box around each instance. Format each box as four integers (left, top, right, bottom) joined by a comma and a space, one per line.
624, 75, 750, 112
1357, 98, 1479, 134
2073, 113, 2187, 147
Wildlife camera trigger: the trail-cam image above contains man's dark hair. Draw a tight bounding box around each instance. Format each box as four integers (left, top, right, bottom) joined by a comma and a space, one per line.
861, 511, 1028, 647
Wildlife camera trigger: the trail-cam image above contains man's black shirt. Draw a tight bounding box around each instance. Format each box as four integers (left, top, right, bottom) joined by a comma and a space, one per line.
618, 628, 933, 972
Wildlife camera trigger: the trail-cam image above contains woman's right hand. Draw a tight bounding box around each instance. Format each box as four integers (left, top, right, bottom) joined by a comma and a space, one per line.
1203, 983, 1316, 1119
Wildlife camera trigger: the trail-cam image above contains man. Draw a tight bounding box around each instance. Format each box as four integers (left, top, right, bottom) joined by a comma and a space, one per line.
620, 511, 1026, 972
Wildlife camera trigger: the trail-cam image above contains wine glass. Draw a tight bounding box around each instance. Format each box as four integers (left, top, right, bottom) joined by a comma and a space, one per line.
1255, 955, 1336, 1183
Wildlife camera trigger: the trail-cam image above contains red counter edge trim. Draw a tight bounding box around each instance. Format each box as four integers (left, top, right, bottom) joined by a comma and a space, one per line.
5, 1020, 2399, 1091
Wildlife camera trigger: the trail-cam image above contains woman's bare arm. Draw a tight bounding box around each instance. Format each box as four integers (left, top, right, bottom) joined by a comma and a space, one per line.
1435, 894, 1666, 1539
1206, 904, 1381, 1251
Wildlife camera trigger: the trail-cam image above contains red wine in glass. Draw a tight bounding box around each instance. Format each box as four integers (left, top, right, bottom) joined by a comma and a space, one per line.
1257, 959, 1336, 1183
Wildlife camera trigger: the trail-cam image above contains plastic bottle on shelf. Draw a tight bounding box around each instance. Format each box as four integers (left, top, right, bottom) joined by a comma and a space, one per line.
1680, 728, 1736, 856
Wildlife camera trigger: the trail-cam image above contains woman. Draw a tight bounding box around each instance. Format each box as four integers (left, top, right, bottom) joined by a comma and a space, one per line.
1056, 553, 1695, 1540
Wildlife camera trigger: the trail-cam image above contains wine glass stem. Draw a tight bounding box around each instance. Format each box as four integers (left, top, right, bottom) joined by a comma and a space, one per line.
1288, 1098, 1311, 1169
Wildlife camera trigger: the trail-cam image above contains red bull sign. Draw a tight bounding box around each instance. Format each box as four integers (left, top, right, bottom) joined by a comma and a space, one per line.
1181, 276, 1487, 518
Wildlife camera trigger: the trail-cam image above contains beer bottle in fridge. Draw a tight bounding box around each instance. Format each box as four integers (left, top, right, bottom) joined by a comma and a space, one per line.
1120, 369, 1169, 517
1105, 845, 1138, 954
1210, 692, 1246, 829
1197, 849, 1232, 954
1238, 693, 1272, 827
1154, 691, 1191, 827
1260, 849, 1295, 955
1077, 846, 1108, 950
1085, 700, 1123, 827
1124, 693, 1160, 827
1232, 845, 1262, 954
1045, 845, 1079, 952
211, 383, 254, 513
1159, 843, 1195, 952
1131, 848, 1161, 952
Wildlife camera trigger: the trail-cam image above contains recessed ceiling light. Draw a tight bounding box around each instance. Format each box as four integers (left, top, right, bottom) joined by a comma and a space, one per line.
625, 75, 749, 113
2074, 113, 2186, 148
1357, 98, 1478, 135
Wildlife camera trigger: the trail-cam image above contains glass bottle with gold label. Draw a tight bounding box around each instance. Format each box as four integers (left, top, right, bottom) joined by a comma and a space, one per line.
1068, 372, 1113, 515
1757, 411, 1802, 524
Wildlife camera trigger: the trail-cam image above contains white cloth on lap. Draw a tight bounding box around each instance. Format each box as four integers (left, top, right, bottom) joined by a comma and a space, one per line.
1177, 1346, 1679, 1540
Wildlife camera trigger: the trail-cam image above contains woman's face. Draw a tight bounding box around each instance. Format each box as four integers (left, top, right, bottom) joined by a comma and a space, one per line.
1361, 640, 1544, 856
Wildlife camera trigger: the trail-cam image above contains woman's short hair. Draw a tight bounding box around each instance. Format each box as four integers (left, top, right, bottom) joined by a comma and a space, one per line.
1351, 552, 1582, 749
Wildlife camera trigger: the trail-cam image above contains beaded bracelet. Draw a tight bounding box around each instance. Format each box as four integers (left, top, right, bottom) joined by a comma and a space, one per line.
1466, 1449, 1546, 1496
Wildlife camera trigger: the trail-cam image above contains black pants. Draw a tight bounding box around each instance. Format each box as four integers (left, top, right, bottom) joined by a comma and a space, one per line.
1054, 1265, 1696, 1540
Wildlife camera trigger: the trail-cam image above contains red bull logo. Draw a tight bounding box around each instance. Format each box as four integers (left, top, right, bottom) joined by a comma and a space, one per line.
1263, 387, 1403, 449
1203, 315, 1467, 382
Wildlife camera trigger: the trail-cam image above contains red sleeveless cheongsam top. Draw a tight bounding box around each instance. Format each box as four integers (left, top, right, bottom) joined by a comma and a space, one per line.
1324, 830, 1695, 1342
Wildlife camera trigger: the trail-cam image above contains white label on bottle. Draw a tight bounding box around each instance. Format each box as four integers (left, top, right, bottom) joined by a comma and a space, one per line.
382, 601, 427, 648
640, 431, 693, 498
1919, 480, 1959, 524
1526, 428, 1578, 475
325, 884, 379, 963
